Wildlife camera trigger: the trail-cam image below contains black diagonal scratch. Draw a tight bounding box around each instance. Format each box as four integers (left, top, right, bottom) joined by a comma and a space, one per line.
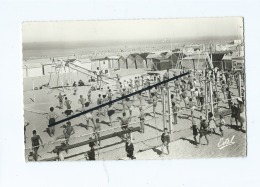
48, 72, 189, 127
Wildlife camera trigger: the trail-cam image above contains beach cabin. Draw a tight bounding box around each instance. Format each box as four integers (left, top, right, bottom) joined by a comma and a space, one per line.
146, 53, 163, 70
107, 56, 120, 70
24, 63, 43, 77
211, 52, 227, 70
222, 55, 233, 70
126, 53, 139, 69
41, 61, 53, 76
136, 53, 149, 69
156, 58, 172, 71
164, 52, 180, 69
73, 58, 92, 70
146, 55, 171, 71
118, 55, 128, 69
181, 53, 209, 70
91, 56, 110, 74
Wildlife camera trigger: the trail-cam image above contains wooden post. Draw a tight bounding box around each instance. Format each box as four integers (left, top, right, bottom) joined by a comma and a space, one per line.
32, 79, 35, 102
238, 73, 242, 97
209, 79, 214, 114
192, 59, 195, 73
205, 79, 208, 120
167, 85, 173, 133
162, 87, 166, 129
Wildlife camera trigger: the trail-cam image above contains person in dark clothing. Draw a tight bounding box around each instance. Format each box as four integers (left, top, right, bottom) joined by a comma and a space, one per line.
85, 139, 96, 160
161, 128, 170, 155
226, 88, 233, 109
31, 130, 44, 161
230, 102, 238, 126
198, 116, 209, 146
125, 139, 135, 159
191, 120, 199, 146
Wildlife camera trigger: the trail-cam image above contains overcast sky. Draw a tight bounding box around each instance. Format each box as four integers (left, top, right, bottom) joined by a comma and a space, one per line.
22, 17, 243, 43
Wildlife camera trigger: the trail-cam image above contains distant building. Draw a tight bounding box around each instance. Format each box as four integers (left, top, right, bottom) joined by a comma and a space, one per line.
126, 53, 139, 69
211, 52, 229, 70
222, 55, 233, 70
23, 63, 43, 78
107, 56, 120, 70
181, 53, 209, 70
146, 55, 171, 71
41, 61, 53, 76
91, 56, 110, 74
72, 58, 92, 70
118, 55, 128, 69
146, 53, 162, 70
136, 53, 149, 69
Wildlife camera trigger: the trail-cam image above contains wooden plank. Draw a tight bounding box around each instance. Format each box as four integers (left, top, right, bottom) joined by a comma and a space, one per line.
40, 126, 140, 161
214, 109, 232, 118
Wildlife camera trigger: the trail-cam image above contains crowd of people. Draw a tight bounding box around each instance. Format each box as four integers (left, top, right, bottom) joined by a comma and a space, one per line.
25, 66, 246, 161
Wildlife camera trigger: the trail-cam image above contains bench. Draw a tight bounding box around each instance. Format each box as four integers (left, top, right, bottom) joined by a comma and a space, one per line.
40, 126, 141, 161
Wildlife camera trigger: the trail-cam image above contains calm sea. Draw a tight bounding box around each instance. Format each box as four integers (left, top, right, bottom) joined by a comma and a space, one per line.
22, 37, 236, 61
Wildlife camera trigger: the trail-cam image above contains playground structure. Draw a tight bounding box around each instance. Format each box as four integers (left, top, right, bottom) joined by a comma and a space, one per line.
24, 43, 245, 161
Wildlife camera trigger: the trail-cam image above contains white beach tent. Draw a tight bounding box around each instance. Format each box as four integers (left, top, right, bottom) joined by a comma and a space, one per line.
24, 63, 43, 77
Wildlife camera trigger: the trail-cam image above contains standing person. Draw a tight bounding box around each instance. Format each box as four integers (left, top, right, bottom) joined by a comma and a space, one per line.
78, 95, 86, 111
87, 89, 92, 104
96, 94, 102, 116
117, 112, 130, 140
102, 94, 108, 116
55, 121, 75, 146
85, 139, 96, 160
187, 97, 196, 120
107, 89, 113, 106
137, 92, 143, 106
31, 130, 44, 161
56, 92, 65, 109
96, 67, 102, 89
125, 97, 134, 120
84, 102, 95, 130
194, 88, 200, 106
151, 92, 158, 117
121, 88, 127, 112
218, 115, 225, 137
208, 112, 217, 135
170, 94, 176, 104
125, 138, 136, 160
198, 87, 205, 112
64, 97, 72, 110
107, 103, 117, 126
94, 118, 101, 146
73, 83, 78, 95
46, 107, 58, 137
138, 106, 145, 133
172, 102, 179, 125
230, 102, 238, 126
221, 80, 227, 99
161, 128, 170, 156
213, 91, 220, 111
237, 97, 246, 130
198, 116, 209, 146
175, 80, 181, 100
135, 77, 140, 91
226, 88, 233, 109
180, 89, 188, 109
191, 120, 199, 146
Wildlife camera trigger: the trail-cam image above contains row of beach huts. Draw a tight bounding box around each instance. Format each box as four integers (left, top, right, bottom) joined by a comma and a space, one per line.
23, 50, 244, 78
